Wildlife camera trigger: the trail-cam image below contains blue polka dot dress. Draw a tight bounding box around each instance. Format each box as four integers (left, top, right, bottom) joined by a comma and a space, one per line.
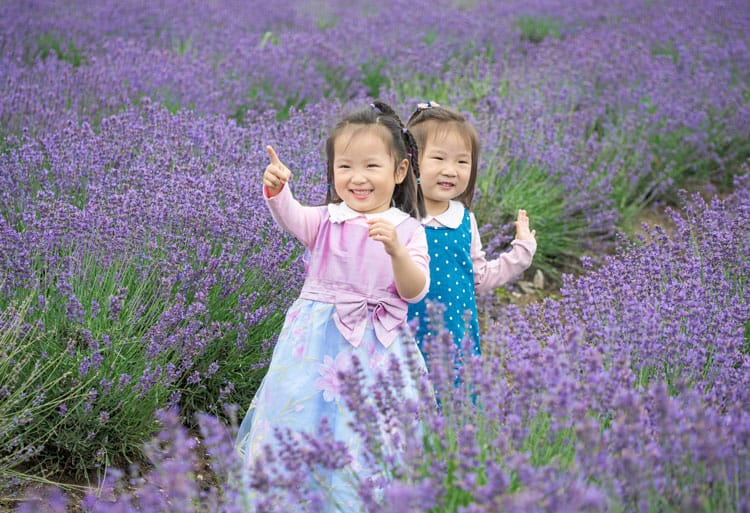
408, 206, 480, 357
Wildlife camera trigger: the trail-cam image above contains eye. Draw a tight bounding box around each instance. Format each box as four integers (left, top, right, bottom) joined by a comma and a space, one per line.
367, 163, 380, 168
432, 156, 443, 161
459, 160, 470, 165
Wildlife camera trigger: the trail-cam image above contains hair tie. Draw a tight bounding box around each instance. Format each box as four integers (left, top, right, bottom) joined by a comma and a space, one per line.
407, 152, 412, 157
416, 178, 421, 184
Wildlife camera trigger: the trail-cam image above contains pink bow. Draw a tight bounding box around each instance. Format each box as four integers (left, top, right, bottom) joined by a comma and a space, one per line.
333, 296, 407, 348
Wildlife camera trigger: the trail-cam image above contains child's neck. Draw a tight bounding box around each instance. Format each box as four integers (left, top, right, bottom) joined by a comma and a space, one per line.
425, 199, 451, 217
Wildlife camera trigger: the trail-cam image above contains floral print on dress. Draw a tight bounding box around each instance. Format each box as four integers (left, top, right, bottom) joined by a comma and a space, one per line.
315, 352, 352, 402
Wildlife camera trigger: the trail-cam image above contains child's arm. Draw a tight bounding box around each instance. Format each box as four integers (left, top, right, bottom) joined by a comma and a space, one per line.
262, 145, 321, 247
367, 219, 429, 301
473, 210, 537, 294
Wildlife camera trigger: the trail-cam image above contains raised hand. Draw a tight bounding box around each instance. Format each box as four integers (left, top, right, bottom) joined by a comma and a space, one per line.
514, 209, 536, 241
367, 218, 403, 256
262, 145, 292, 198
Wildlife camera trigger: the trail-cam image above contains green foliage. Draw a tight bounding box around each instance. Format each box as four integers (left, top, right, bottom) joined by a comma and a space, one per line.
423, 29, 440, 46
175, 267, 287, 424
319, 62, 355, 102
474, 156, 589, 282
393, 52, 499, 113
172, 34, 195, 56
598, 129, 665, 229
30, 32, 87, 67
418, 409, 575, 512
522, 412, 576, 469
0, 301, 73, 488
1, 254, 175, 477
361, 59, 388, 99
650, 40, 680, 65
515, 16, 562, 44
315, 14, 339, 31
588, 98, 750, 233
259, 31, 279, 49
419, 420, 486, 512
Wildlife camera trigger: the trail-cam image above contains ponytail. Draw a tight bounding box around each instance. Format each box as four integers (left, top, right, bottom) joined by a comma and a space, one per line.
400, 127, 425, 218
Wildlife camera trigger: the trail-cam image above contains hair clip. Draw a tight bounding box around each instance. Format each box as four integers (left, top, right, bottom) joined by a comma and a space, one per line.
417, 101, 440, 110
370, 103, 382, 114
402, 127, 408, 133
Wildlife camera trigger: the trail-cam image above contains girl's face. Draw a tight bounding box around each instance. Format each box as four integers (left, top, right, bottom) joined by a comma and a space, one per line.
418, 126, 472, 215
332, 125, 408, 215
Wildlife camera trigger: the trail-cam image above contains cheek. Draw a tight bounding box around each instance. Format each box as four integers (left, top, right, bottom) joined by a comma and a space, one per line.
331, 177, 346, 197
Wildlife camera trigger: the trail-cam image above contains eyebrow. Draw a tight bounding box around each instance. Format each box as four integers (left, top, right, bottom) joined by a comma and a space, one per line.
335, 155, 387, 163
427, 148, 471, 158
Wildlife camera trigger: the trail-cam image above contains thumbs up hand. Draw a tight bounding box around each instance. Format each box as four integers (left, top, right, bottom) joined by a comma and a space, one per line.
262, 145, 292, 198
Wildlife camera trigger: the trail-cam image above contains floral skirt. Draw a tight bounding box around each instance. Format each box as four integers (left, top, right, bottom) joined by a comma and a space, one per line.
236, 298, 429, 512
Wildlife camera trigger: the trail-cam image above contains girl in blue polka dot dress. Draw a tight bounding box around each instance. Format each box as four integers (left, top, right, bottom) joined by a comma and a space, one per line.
406, 102, 537, 359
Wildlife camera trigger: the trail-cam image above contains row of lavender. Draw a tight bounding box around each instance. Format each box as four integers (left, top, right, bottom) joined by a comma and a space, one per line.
23, 172, 750, 512
2, 0, 748, 274
1, 0, 749, 506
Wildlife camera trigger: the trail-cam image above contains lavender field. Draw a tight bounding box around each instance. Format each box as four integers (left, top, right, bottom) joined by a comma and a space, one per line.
1, 0, 749, 511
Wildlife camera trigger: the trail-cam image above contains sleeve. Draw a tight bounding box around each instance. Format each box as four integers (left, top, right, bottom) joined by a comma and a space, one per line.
402, 223, 431, 303
263, 184, 322, 248
470, 213, 537, 295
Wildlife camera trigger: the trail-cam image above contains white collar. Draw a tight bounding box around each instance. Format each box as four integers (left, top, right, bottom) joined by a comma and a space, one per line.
327, 201, 410, 226
422, 200, 465, 228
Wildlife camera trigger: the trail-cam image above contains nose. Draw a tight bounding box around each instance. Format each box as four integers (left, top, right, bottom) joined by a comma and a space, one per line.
441, 164, 458, 177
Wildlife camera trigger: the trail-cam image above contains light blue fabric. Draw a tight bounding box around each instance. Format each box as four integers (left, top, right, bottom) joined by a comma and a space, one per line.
237, 298, 427, 512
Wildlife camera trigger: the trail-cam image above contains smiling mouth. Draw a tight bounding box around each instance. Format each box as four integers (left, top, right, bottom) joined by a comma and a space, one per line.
437, 181, 455, 189
350, 189, 372, 198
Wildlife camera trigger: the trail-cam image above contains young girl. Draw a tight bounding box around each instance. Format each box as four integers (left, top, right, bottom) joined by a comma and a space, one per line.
236, 101, 430, 510
406, 102, 537, 357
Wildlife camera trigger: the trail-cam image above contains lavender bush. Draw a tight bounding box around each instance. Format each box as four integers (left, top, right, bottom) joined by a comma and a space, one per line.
0, 99, 337, 488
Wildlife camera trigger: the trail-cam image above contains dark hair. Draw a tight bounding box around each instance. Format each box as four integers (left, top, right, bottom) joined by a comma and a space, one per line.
325, 100, 425, 219
406, 104, 480, 210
